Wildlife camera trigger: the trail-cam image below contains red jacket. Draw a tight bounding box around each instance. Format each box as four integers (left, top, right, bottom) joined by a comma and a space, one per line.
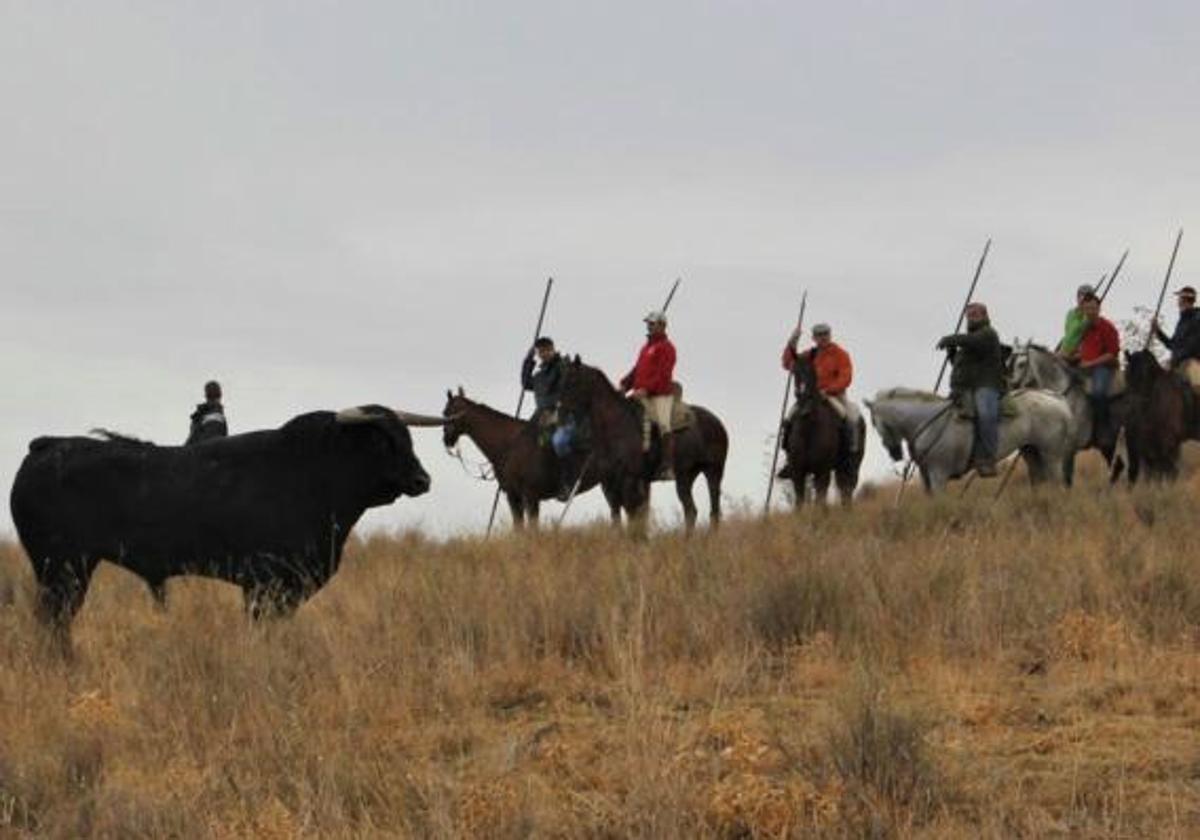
621, 333, 677, 396
1079, 317, 1120, 365
782, 341, 853, 395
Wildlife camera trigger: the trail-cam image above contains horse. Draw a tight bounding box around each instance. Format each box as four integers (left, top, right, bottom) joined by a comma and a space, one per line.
1007, 342, 1128, 485
782, 352, 866, 506
557, 357, 728, 534
864, 387, 1074, 492
1122, 349, 1198, 482
442, 389, 598, 529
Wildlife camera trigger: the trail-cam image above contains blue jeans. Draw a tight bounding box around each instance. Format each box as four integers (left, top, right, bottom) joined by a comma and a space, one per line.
551, 423, 575, 458
1089, 366, 1113, 433
973, 387, 1000, 461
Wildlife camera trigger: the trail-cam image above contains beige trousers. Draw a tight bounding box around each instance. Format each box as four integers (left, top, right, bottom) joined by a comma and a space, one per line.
638, 394, 675, 450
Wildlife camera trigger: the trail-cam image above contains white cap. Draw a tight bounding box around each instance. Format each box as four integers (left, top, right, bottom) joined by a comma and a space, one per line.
812, 323, 832, 336
644, 310, 668, 324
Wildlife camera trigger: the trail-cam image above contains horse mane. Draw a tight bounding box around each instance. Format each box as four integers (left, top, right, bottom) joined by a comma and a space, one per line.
876, 387, 944, 403
1025, 341, 1052, 354
91, 428, 155, 446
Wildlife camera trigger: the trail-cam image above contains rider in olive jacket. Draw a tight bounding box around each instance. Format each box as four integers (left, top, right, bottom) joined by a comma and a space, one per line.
936, 303, 1005, 476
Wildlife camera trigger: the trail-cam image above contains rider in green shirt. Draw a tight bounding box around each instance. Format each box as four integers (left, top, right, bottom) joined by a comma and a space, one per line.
1058, 284, 1094, 357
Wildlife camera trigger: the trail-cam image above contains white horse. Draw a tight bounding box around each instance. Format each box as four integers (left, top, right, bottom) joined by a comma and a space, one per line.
864, 387, 1074, 492
1007, 342, 1127, 485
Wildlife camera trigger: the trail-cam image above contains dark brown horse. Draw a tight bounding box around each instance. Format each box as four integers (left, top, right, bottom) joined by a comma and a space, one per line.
557, 358, 728, 534
782, 353, 866, 506
442, 389, 597, 529
1123, 349, 1197, 482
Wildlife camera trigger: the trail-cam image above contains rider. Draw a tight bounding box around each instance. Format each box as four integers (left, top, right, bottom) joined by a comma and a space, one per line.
620, 310, 678, 480
521, 336, 574, 498
1075, 293, 1120, 441
781, 322, 862, 452
1152, 285, 1200, 386
186, 380, 228, 445
937, 302, 1005, 477
1058, 283, 1095, 356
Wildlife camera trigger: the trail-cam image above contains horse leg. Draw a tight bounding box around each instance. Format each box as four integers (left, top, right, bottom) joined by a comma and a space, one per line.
675, 470, 699, 536
835, 464, 857, 506
704, 464, 724, 529
526, 499, 541, 530
602, 484, 623, 527
813, 471, 832, 506
506, 491, 525, 530
624, 477, 650, 540
790, 471, 807, 509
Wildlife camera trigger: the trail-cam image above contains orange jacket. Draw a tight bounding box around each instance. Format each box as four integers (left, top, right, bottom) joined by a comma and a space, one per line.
781, 341, 853, 396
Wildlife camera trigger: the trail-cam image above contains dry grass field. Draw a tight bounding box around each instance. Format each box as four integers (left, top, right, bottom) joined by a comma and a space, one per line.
2, 462, 1199, 837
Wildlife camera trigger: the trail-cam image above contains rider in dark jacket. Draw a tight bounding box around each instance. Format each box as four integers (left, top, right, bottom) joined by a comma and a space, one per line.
521, 337, 566, 418
937, 303, 1005, 476
1152, 286, 1200, 369
521, 337, 575, 499
186, 380, 228, 445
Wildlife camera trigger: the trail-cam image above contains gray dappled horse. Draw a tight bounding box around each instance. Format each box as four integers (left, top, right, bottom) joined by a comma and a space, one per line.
1007, 342, 1127, 485
865, 387, 1074, 493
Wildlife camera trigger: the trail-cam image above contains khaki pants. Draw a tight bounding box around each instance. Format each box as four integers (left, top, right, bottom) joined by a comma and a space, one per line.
1180, 359, 1200, 391
638, 394, 675, 450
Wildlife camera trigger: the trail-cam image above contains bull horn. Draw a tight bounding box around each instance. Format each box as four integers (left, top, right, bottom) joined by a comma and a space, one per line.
392, 410, 449, 427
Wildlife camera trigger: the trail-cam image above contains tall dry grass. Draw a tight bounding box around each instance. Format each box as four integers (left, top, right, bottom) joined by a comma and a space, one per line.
2, 462, 1199, 837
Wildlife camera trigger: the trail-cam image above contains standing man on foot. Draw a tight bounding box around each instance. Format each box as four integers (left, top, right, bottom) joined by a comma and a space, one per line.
937, 303, 1005, 477
620, 311, 678, 480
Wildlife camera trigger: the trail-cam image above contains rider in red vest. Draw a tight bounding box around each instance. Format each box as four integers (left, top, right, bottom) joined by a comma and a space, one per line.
620, 311, 678, 479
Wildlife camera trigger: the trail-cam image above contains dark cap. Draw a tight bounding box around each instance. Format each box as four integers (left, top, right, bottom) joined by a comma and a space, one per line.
534, 336, 555, 349
1174, 286, 1197, 298
204, 380, 222, 400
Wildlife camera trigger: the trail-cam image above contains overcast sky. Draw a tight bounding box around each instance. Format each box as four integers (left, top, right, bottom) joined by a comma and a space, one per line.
2, 1, 1197, 536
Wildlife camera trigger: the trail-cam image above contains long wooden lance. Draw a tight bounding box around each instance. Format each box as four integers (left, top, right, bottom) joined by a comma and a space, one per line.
1098, 248, 1130, 303
1146, 229, 1184, 350
763, 291, 807, 516
486, 277, 554, 536
556, 277, 683, 525
896, 238, 992, 503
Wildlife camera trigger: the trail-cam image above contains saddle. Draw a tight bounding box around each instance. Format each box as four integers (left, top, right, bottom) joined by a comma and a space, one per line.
666, 382, 695, 432
953, 392, 1020, 420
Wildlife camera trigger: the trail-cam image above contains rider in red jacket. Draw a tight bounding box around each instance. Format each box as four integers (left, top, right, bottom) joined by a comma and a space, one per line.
621, 311, 678, 479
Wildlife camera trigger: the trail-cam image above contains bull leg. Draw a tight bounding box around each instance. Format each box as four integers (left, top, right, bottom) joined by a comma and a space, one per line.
145, 577, 169, 610
242, 579, 307, 621
675, 470, 699, 536
32, 553, 97, 650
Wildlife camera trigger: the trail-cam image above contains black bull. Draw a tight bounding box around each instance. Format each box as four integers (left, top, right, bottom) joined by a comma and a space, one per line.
10, 405, 434, 635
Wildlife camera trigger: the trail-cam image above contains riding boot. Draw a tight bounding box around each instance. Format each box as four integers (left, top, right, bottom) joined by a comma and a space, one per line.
657, 432, 676, 481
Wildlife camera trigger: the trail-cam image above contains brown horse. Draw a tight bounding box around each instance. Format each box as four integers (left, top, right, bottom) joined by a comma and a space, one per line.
782, 353, 865, 506
1123, 349, 1197, 482
442, 389, 597, 529
557, 358, 728, 534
